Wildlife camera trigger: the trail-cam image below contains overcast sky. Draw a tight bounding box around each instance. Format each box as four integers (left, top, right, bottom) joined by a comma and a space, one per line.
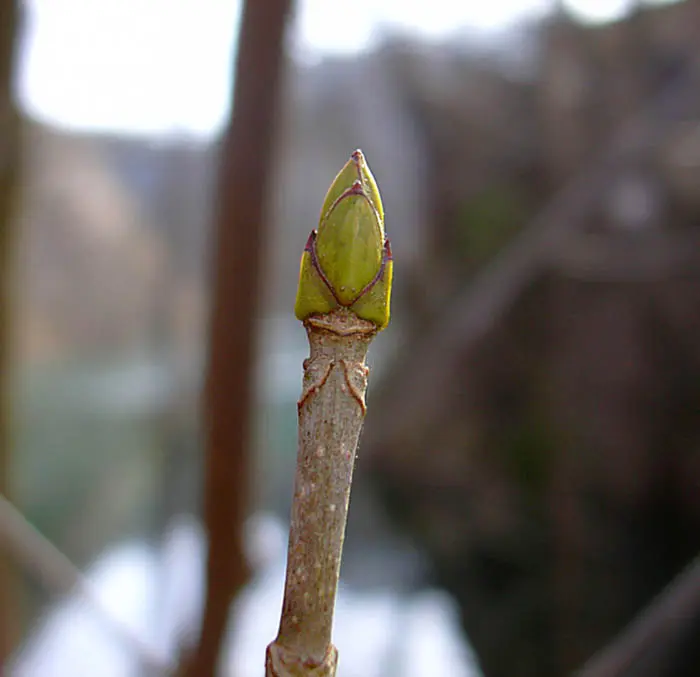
17, 0, 675, 137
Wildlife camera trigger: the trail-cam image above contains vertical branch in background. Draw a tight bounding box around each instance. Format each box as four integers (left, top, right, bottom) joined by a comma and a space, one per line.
0, 0, 21, 665
181, 1, 292, 676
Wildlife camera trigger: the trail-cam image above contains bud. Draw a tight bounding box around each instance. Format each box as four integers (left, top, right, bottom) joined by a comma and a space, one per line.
295, 149, 393, 329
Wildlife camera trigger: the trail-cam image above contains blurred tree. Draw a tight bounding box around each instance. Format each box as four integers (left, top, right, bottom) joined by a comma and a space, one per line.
178, 1, 292, 676
0, 0, 21, 665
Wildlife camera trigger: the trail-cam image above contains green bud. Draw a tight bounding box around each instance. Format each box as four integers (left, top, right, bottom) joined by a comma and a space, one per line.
294, 150, 392, 330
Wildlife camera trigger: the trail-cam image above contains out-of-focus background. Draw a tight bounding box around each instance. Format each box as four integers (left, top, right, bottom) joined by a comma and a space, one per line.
1, 0, 700, 676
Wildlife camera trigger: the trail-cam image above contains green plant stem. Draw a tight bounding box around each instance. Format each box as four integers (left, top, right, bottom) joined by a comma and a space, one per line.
265, 308, 377, 677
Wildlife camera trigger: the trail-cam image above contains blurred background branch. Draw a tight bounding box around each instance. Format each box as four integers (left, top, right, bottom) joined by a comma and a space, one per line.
575, 555, 700, 677
0, 493, 171, 675
0, 0, 21, 664
178, 1, 292, 676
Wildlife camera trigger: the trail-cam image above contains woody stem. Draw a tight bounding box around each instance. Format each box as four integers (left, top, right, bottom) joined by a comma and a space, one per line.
265, 308, 377, 677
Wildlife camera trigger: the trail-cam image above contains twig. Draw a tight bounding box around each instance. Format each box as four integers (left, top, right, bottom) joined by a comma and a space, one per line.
0, 0, 22, 662
180, 1, 292, 676
574, 556, 700, 677
0, 492, 172, 675
265, 150, 393, 677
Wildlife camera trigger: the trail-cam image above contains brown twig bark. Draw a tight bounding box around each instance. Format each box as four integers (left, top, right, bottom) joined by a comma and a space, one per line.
179, 1, 292, 676
0, 0, 21, 664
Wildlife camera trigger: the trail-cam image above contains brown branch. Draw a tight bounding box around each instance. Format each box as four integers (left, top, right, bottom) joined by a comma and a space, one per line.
0, 0, 21, 663
573, 556, 700, 677
0, 493, 172, 675
179, 1, 292, 676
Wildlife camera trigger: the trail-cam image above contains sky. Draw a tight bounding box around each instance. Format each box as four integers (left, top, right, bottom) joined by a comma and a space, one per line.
17, 0, 677, 138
